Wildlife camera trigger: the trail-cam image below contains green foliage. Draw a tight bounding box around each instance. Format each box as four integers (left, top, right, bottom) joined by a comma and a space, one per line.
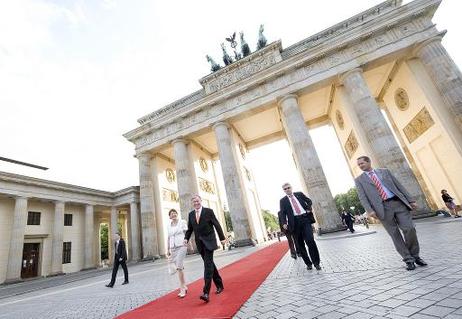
224, 210, 233, 232
334, 188, 365, 215
100, 224, 109, 260
262, 209, 279, 231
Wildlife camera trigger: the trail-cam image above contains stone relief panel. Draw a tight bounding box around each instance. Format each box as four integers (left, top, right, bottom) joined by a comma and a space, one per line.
198, 178, 215, 194
199, 157, 208, 173
403, 107, 435, 143
165, 168, 176, 183
336, 110, 345, 130
344, 131, 359, 159
394, 88, 410, 111
162, 188, 179, 202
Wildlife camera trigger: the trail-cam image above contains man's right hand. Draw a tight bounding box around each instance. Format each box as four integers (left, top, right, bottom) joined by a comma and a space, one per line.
367, 211, 378, 219
282, 224, 288, 230
183, 239, 188, 246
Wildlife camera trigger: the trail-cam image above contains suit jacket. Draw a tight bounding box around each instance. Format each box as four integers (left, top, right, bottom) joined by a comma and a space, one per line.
279, 192, 313, 232
114, 238, 127, 261
355, 168, 414, 220
184, 207, 226, 251
341, 212, 354, 224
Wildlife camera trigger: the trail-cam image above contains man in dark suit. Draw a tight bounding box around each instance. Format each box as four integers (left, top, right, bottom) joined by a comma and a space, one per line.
355, 156, 427, 270
280, 183, 321, 270
184, 195, 226, 303
277, 210, 301, 259
106, 231, 129, 287
341, 211, 355, 233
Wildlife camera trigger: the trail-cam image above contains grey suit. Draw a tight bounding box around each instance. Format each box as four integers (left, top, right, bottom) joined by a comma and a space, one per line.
355, 168, 420, 262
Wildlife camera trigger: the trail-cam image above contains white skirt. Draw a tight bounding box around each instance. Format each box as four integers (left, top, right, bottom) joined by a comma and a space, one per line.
170, 246, 187, 270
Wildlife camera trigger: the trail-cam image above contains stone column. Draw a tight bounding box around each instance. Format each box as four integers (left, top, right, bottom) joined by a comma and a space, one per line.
109, 206, 118, 262
213, 122, 253, 246
278, 95, 344, 233
129, 201, 141, 261
137, 153, 160, 259
83, 204, 95, 269
340, 68, 431, 214
5, 197, 28, 283
172, 138, 199, 219
51, 201, 65, 275
414, 35, 462, 133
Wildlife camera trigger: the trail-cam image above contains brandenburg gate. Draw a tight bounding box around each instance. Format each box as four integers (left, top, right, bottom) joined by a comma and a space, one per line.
124, 0, 462, 260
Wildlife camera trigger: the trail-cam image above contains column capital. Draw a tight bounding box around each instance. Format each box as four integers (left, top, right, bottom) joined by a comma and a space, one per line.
135, 152, 152, 160
212, 121, 230, 130
339, 67, 363, 85
171, 137, 190, 146
277, 94, 299, 107
412, 33, 446, 57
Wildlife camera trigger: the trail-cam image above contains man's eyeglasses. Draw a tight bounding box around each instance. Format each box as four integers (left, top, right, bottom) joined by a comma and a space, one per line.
283, 186, 291, 190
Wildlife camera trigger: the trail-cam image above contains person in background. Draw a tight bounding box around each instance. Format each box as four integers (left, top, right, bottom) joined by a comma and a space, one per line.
441, 189, 461, 218
105, 232, 128, 288
341, 210, 355, 233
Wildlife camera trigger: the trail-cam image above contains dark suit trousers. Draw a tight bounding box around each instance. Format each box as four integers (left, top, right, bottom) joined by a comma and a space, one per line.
109, 254, 128, 285
199, 245, 223, 294
294, 214, 320, 266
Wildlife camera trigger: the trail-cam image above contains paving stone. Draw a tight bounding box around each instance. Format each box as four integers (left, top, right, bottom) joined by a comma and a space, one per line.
419, 305, 456, 317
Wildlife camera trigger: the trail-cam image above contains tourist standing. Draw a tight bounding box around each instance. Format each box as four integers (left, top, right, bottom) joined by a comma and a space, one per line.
167, 209, 188, 298
184, 195, 226, 303
355, 156, 427, 270
106, 232, 129, 287
279, 183, 321, 270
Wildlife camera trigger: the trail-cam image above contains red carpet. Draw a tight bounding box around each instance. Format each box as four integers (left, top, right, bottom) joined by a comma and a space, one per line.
116, 242, 288, 319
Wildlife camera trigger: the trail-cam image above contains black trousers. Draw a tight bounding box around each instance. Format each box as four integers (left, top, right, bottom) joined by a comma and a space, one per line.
294, 214, 320, 266
199, 246, 223, 294
346, 221, 355, 233
109, 255, 128, 285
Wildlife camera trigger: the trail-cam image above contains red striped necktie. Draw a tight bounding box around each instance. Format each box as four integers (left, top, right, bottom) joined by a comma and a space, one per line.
368, 171, 387, 200
289, 195, 302, 215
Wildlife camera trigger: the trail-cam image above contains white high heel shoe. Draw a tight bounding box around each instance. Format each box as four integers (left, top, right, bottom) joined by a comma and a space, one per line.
178, 287, 187, 298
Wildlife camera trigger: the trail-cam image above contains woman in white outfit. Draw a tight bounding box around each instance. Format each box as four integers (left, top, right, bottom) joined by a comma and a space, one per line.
167, 209, 188, 298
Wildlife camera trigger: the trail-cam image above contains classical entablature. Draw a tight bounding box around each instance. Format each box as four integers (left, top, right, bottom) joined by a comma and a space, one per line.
124, 0, 442, 155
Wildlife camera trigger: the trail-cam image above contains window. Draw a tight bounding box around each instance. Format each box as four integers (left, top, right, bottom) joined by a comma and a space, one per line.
64, 214, 73, 226
62, 242, 71, 264
27, 212, 41, 225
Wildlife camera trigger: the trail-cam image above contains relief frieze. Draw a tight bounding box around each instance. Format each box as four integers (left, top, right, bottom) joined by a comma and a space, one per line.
403, 107, 434, 143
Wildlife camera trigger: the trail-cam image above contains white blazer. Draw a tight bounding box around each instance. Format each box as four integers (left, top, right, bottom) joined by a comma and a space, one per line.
167, 219, 187, 249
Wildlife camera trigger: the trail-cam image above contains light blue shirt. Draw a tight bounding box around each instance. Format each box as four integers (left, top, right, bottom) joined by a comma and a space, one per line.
368, 170, 395, 199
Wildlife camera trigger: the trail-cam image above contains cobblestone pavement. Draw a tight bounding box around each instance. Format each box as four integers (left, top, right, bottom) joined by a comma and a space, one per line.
235, 217, 462, 319
0, 244, 266, 319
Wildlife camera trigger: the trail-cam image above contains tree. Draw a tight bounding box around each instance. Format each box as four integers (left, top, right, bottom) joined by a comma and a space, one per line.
334, 188, 365, 215
100, 224, 109, 260
262, 209, 279, 231
224, 210, 233, 232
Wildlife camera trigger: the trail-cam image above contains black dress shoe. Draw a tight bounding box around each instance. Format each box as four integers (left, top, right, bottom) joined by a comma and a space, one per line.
291, 253, 297, 259
307, 264, 313, 270
314, 264, 322, 271
414, 258, 428, 267
105, 284, 114, 288
199, 293, 209, 302
406, 262, 416, 270
122, 281, 129, 285
216, 287, 224, 294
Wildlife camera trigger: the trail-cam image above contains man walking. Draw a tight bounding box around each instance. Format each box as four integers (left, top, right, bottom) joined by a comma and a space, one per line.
341, 210, 355, 233
184, 195, 226, 303
106, 231, 129, 287
355, 156, 427, 270
280, 183, 321, 270
278, 210, 301, 259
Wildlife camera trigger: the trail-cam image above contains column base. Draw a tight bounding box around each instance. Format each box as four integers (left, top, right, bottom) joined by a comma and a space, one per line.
81, 266, 97, 271
412, 210, 438, 219
141, 255, 161, 262
234, 238, 256, 247
3, 278, 23, 285
316, 224, 348, 236
48, 271, 64, 277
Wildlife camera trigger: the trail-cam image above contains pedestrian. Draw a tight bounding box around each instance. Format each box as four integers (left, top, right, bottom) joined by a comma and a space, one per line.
341, 210, 355, 233
279, 183, 321, 271
441, 189, 461, 218
167, 209, 188, 298
278, 210, 302, 259
184, 195, 226, 303
355, 156, 427, 270
105, 231, 129, 287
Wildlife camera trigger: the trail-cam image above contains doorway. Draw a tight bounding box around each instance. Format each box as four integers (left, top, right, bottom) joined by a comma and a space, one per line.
21, 243, 40, 279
